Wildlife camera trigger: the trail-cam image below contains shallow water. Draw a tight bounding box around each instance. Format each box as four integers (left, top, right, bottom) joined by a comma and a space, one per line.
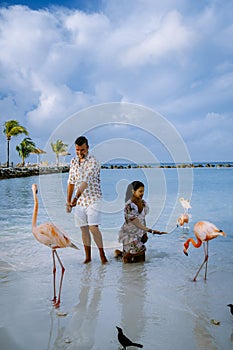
0, 168, 233, 349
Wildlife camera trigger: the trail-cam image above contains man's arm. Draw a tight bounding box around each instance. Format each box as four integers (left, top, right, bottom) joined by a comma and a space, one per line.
66, 183, 74, 212
71, 181, 87, 206
67, 183, 75, 204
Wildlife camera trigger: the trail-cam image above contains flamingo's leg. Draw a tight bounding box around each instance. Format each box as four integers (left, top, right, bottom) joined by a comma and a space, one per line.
204, 241, 209, 281
193, 242, 208, 282
51, 250, 57, 303
53, 250, 65, 308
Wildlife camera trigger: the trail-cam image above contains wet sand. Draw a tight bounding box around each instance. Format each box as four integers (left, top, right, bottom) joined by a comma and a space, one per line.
0, 238, 233, 350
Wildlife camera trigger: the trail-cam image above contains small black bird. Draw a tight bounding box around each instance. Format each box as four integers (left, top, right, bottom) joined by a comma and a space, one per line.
116, 326, 143, 349
227, 304, 233, 315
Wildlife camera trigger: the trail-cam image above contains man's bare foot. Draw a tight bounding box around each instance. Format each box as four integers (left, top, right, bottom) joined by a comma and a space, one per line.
101, 256, 108, 264
83, 258, 91, 264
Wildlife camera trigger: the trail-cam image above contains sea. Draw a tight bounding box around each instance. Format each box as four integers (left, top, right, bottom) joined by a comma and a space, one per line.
0, 166, 233, 350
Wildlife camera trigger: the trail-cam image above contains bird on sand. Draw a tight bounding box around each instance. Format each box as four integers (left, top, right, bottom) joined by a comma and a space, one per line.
183, 221, 226, 281
31, 183, 79, 308
116, 326, 143, 349
227, 304, 233, 315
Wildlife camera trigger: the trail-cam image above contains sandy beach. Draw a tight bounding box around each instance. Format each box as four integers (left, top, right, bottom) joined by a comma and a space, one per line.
1, 241, 233, 350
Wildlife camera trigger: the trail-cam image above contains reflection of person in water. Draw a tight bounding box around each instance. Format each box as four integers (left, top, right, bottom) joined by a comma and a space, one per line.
115, 181, 167, 263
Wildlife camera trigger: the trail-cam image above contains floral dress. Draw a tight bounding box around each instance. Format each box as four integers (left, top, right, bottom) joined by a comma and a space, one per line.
118, 199, 149, 254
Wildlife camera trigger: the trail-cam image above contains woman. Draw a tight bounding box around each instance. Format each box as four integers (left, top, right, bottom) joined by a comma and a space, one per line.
115, 181, 166, 263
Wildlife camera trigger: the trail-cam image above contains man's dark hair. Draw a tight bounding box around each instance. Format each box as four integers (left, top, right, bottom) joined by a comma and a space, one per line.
75, 136, 89, 147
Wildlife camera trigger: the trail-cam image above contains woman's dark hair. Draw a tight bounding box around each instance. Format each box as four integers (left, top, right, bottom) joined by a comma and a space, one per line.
125, 181, 144, 202
75, 136, 89, 147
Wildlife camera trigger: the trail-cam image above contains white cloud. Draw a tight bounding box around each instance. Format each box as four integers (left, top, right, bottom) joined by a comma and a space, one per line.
0, 6, 60, 68
176, 111, 233, 161
0, 1, 233, 163
64, 10, 110, 47
120, 10, 195, 68
27, 82, 90, 128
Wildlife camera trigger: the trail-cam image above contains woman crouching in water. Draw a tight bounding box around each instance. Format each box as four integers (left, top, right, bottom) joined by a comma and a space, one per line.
115, 181, 167, 263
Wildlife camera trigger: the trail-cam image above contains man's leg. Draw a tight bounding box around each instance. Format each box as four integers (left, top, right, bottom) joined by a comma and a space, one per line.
80, 225, 92, 264
89, 225, 108, 264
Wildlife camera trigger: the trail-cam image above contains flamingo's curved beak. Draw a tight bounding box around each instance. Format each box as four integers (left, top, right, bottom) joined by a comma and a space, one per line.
183, 248, 188, 256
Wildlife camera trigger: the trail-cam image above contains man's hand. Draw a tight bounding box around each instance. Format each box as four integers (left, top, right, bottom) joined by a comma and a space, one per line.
66, 203, 72, 213
71, 197, 78, 207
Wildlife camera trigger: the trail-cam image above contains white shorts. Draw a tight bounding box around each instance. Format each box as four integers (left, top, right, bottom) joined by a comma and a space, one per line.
74, 199, 102, 227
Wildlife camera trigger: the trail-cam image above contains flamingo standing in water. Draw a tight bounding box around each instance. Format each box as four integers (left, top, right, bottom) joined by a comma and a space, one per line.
177, 198, 191, 230
31, 183, 79, 308
179, 197, 192, 213
177, 213, 190, 228
183, 221, 226, 282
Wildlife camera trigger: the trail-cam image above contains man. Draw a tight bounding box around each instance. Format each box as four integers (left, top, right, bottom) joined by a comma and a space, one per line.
66, 136, 108, 264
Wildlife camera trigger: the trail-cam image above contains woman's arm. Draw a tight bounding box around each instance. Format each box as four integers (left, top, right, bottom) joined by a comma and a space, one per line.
130, 218, 168, 235
130, 217, 152, 232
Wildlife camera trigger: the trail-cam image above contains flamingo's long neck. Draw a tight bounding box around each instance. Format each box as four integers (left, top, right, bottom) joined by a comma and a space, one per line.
32, 191, 38, 228
185, 237, 202, 250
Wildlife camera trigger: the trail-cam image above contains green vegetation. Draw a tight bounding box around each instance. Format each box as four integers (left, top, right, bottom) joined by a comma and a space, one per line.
16, 137, 36, 166
51, 139, 69, 166
2, 119, 69, 168
3, 120, 29, 167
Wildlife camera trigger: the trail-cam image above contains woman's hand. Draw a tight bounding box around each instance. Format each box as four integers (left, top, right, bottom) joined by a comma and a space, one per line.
152, 230, 169, 235
141, 233, 148, 243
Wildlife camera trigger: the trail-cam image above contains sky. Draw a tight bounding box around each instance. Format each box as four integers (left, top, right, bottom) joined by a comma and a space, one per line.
0, 0, 233, 165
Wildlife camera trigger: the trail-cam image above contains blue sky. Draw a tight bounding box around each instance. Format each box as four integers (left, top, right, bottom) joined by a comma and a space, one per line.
0, 0, 233, 165
1, 0, 102, 11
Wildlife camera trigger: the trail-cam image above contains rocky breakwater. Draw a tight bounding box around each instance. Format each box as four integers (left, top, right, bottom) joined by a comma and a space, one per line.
0, 165, 70, 180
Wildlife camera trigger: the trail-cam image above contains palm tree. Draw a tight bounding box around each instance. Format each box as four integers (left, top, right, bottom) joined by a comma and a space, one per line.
51, 139, 68, 166
3, 120, 29, 167
16, 137, 36, 166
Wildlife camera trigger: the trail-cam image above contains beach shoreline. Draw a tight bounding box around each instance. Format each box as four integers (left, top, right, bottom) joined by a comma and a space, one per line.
0, 165, 70, 180
0, 162, 232, 180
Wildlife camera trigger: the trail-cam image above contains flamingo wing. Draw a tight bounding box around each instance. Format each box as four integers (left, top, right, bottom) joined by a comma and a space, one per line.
33, 223, 72, 249
194, 221, 226, 241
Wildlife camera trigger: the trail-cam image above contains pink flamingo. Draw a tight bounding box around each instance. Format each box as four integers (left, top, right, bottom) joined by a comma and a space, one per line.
179, 197, 191, 213
177, 197, 191, 230
183, 221, 226, 281
31, 183, 79, 308
177, 213, 190, 228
